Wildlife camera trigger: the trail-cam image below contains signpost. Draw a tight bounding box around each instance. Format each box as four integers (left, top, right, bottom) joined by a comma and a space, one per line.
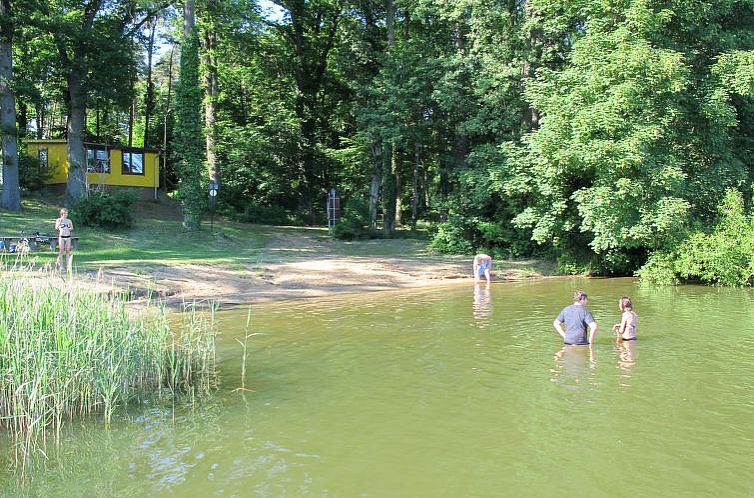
209, 181, 218, 232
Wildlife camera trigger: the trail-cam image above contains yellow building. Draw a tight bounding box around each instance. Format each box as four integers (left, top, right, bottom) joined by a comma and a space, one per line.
25, 139, 161, 199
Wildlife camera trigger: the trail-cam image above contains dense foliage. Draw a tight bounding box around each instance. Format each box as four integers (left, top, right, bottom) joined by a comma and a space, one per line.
71, 190, 138, 229
639, 189, 754, 286
3, 0, 754, 282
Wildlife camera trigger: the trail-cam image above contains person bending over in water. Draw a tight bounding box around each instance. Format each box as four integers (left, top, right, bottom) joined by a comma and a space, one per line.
613, 296, 637, 341
473, 253, 492, 285
553, 290, 598, 346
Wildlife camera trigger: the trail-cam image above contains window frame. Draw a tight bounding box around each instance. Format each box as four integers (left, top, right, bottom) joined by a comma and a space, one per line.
38, 148, 48, 171
85, 145, 110, 174
121, 148, 145, 176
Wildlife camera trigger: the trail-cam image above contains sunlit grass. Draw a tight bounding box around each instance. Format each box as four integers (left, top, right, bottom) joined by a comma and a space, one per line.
0, 196, 443, 270
0, 195, 553, 282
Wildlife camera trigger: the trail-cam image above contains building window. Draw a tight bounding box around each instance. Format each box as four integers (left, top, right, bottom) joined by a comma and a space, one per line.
86, 147, 110, 173
38, 148, 48, 170
122, 151, 144, 175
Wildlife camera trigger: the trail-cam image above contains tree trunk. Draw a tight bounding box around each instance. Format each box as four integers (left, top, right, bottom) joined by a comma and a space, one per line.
163, 46, 174, 192
144, 20, 156, 148
411, 142, 420, 230
128, 94, 134, 147
382, 0, 397, 237
17, 99, 27, 138
394, 162, 402, 226
174, 0, 205, 229
382, 143, 396, 236
369, 140, 382, 230
35, 104, 43, 138
0, 0, 20, 211
65, 71, 87, 204
202, 7, 220, 188
386, 0, 395, 46
282, 0, 342, 224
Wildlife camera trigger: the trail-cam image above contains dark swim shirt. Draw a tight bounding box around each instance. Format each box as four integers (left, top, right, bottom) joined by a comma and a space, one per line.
556, 304, 595, 345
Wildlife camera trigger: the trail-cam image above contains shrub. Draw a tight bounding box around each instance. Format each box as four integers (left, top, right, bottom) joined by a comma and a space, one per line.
639, 188, 754, 286
71, 190, 138, 229
430, 216, 475, 254
331, 196, 370, 240
19, 154, 54, 191
237, 204, 304, 226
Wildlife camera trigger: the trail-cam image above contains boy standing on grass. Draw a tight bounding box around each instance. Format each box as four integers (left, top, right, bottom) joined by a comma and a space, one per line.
55, 208, 74, 270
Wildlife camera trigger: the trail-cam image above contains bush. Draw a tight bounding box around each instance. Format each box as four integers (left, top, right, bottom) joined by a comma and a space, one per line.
19, 154, 54, 191
71, 190, 138, 229
638, 188, 754, 286
236, 204, 304, 226
331, 196, 370, 240
430, 216, 475, 254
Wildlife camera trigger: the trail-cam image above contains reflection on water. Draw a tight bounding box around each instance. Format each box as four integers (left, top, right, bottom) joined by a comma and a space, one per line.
4, 278, 754, 497
472, 283, 492, 323
551, 345, 596, 389
615, 338, 637, 372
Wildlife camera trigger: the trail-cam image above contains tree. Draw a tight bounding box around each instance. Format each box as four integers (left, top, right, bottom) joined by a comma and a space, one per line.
201, 0, 220, 190
499, 0, 754, 272
36, 1, 167, 204
173, 0, 205, 228
264, 0, 345, 222
0, 0, 20, 211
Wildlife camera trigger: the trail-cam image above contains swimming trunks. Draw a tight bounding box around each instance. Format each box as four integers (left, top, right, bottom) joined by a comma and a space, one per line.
477, 260, 491, 275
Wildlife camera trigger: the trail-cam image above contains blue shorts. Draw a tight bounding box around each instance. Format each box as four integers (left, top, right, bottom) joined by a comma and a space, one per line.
477, 261, 491, 275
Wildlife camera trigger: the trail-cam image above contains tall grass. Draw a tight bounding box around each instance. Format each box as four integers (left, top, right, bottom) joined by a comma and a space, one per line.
0, 267, 217, 472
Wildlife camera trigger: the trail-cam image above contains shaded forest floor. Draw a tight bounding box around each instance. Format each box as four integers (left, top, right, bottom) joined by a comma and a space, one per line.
1, 195, 557, 309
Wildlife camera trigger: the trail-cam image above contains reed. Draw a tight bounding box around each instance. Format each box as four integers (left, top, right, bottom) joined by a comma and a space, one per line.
0, 267, 217, 472
234, 307, 261, 392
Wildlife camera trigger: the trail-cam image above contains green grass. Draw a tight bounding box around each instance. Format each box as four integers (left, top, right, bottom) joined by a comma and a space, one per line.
0, 196, 275, 270
0, 195, 554, 280
0, 196, 446, 272
0, 265, 217, 473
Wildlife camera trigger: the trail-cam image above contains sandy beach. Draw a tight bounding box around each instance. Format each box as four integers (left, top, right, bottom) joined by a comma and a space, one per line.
51, 226, 552, 309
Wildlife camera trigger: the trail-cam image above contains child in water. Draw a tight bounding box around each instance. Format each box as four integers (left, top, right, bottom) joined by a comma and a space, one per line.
613, 296, 637, 341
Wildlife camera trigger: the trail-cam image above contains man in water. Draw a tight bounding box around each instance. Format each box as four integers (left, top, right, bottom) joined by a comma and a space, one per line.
553, 290, 598, 345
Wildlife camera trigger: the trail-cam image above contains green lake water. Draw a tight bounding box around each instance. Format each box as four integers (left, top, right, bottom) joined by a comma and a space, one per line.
4, 277, 754, 497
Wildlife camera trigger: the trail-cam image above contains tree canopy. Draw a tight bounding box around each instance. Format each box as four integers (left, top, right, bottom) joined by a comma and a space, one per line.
2, 0, 754, 279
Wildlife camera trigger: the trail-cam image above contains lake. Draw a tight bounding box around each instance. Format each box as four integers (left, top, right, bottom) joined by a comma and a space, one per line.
3, 277, 754, 497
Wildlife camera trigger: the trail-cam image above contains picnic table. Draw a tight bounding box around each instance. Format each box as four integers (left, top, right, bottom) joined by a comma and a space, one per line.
0, 234, 79, 252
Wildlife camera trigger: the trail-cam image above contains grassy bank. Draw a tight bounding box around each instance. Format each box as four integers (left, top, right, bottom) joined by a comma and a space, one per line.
0, 195, 445, 269
0, 195, 555, 280
0, 267, 216, 471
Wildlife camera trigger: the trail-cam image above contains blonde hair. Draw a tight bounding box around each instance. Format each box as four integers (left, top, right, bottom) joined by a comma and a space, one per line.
619, 296, 633, 311
60, 208, 68, 216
